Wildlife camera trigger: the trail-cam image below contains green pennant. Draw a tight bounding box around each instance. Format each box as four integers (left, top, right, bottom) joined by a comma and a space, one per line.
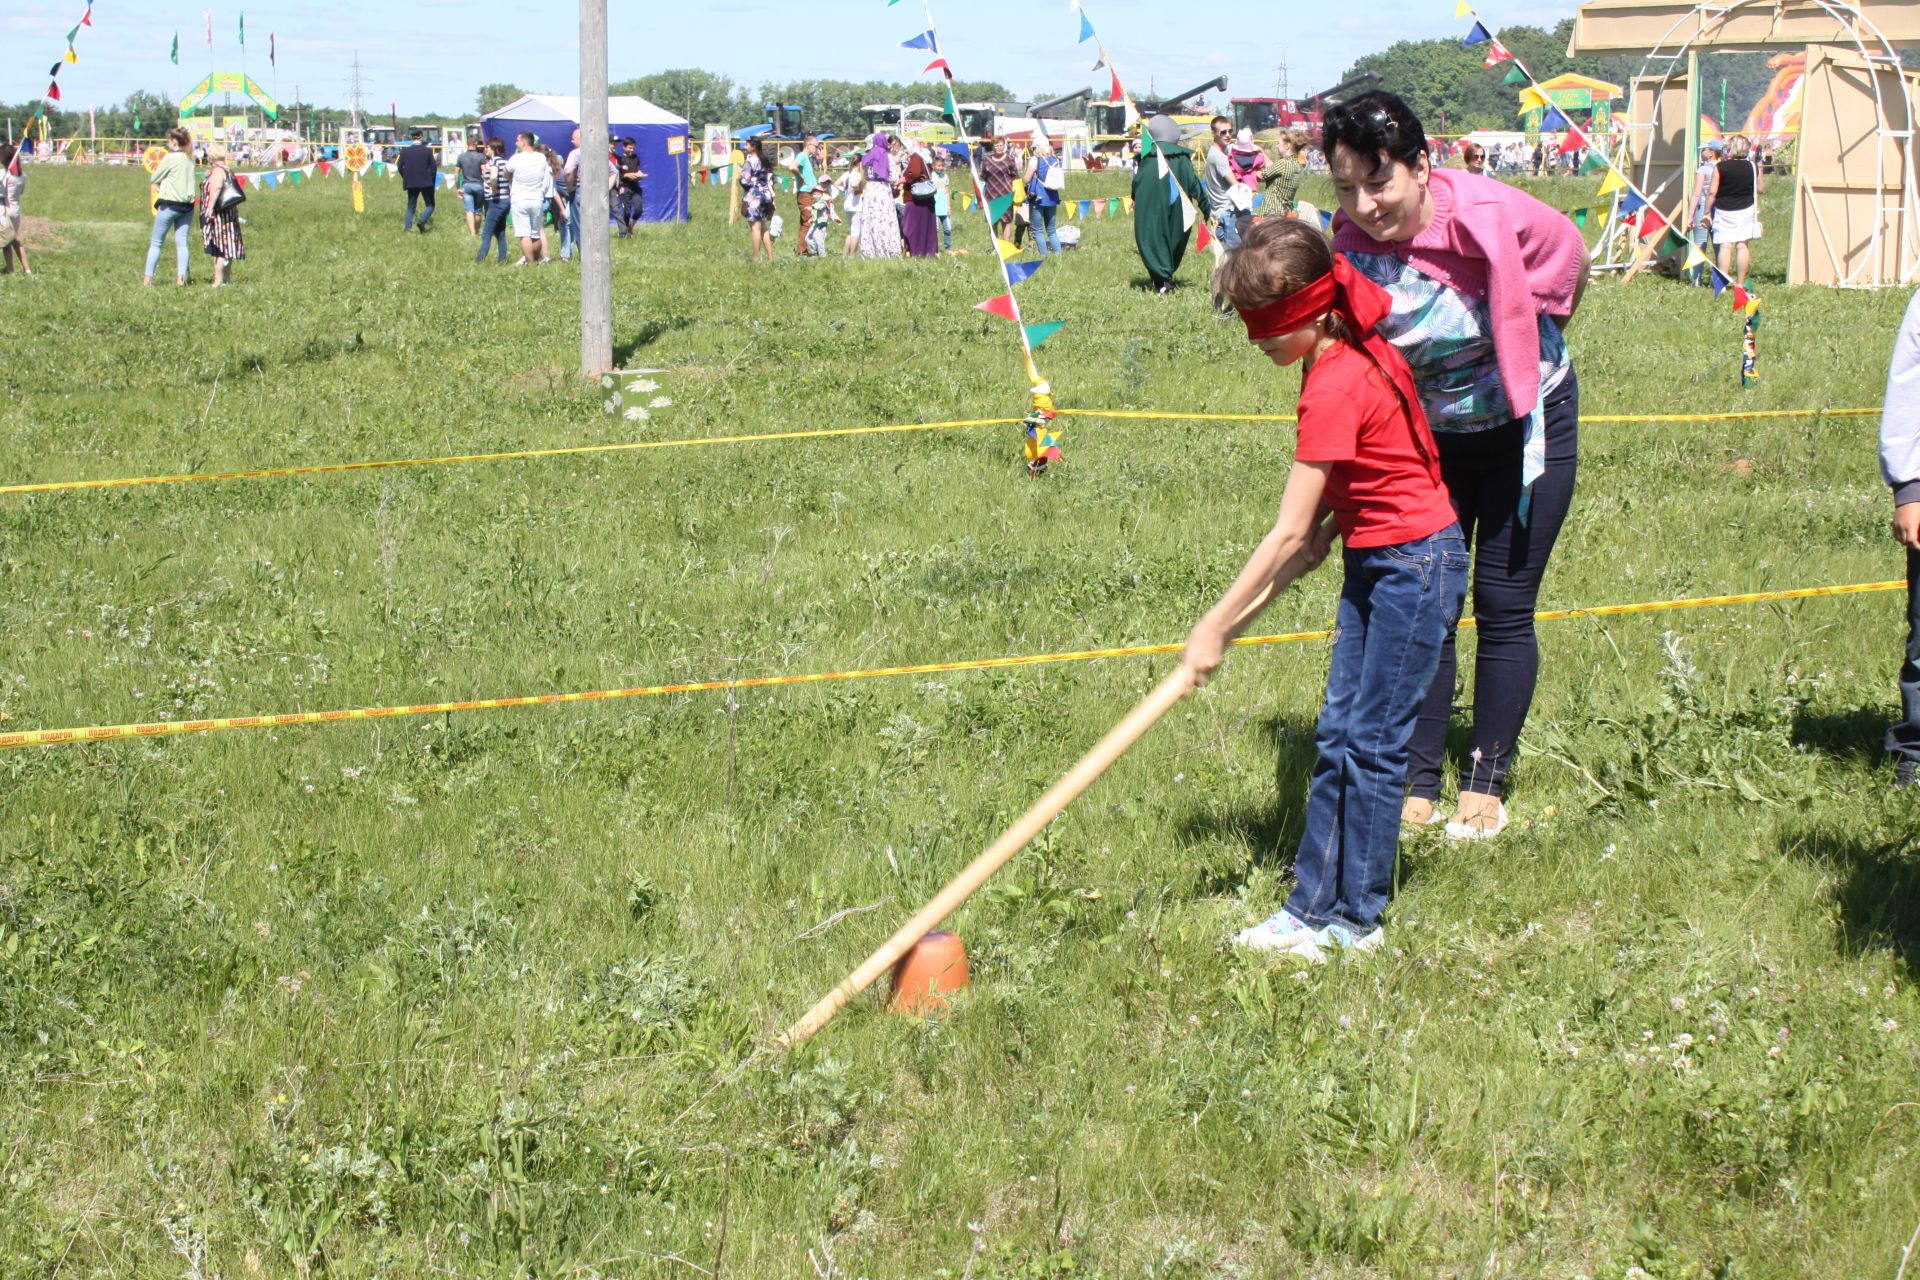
1502, 65, 1528, 86
987, 192, 1013, 223
1139, 128, 1157, 157
1023, 321, 1066, 350
1661, 229, 1686, 255
1571, 207, 1588, 228
1580, 149, 1608, 174
1108, 197, 1121, 216
943, 83, 959, 127
66, 24, 79, 43
290, 170, 303, 186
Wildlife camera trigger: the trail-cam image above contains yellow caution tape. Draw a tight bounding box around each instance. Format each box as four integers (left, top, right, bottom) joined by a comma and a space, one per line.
0, 580, 1898, 752
0, 407, 1883, 497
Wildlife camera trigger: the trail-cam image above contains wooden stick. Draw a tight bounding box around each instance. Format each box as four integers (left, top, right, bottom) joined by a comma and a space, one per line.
778, 664, 1195, 1046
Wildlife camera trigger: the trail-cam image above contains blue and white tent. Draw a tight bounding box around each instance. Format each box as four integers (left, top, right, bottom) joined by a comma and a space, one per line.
476, 93, 689, 222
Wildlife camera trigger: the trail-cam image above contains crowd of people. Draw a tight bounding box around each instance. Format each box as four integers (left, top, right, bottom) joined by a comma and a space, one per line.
730, 130, 1073, 261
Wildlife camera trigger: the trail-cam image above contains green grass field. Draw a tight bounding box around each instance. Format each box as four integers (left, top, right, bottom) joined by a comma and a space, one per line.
1, 162, 1917, 1278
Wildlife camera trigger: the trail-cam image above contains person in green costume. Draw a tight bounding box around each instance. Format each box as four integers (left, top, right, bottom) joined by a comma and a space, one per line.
1133, 114, 1208, 294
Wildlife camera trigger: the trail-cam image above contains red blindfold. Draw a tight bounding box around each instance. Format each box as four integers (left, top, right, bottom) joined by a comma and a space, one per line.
1236, 252, 1392, 343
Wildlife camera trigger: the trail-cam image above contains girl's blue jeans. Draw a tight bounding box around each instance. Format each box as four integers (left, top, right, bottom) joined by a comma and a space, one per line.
1284, 524, 1469, 934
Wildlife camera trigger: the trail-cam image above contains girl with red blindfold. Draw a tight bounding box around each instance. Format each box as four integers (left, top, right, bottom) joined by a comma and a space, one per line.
1181, 218, 1466, 962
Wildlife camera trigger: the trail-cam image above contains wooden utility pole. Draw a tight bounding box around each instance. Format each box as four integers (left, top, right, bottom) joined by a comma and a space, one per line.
578, 0, 613, 378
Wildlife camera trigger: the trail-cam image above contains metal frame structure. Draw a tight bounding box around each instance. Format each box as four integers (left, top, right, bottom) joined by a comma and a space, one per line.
1579, 0, 1919, 287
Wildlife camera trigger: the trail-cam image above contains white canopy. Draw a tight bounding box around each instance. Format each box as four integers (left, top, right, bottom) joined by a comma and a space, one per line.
476, 93, 688, 128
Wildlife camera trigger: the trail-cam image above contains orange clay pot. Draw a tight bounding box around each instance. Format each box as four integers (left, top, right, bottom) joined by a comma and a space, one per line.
888, 931, 970, 1015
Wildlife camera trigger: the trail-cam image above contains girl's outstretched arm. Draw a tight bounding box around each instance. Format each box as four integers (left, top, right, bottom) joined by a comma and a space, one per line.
1181, 462, 1336, 687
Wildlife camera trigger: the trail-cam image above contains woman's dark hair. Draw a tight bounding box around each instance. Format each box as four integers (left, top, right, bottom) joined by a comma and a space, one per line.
1215, 217, 1357, 344
0, 144, 13, 169
166, 126, 192, 150
1320, 91, 1428, 177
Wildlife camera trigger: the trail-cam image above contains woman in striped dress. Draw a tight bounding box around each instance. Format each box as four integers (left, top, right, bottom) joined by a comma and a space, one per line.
200, 145, 245, 286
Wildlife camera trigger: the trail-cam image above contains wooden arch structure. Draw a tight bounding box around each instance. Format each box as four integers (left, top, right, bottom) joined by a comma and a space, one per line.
1569, 0, 1920, 286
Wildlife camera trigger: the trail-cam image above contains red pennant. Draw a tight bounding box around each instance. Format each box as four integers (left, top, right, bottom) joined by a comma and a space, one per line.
1109, 69, 1124, 104
81, 8, 92, 24
1638, 209, 1667, 239
235, 175, 247, 189
974, 294, 1018, 320
1483, 39, 1512, 67
1730, 285, 1750, 311
1196, 219, 1212, 252
318, 160, 332, 175
1557, 127, 1586, 155
47, 82, 61, 101
924, 58, 950, 75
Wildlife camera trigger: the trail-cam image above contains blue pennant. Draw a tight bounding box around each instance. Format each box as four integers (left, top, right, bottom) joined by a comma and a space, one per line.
1006, 258, 1044, 286
1461, 20, 1491, 46
901, 30, 937, 52
1078, 12, 1095, 42
1618, 190, 1647, 215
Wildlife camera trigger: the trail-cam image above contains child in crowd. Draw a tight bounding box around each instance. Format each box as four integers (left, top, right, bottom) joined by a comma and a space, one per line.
931, 149, 954, 252
1181, 218, 1467, 961
1227, 128, 1267, 193
807, 169, 839, 258
841, 159, 864, 257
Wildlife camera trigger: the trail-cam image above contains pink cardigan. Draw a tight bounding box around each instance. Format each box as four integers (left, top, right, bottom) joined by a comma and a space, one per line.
1333, 168, 1584, 420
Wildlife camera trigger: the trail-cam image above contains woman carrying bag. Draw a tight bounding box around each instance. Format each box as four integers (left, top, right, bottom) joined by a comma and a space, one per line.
200, 144, 246, 287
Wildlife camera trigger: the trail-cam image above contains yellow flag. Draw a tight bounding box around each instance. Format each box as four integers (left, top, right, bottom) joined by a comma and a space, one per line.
1517, 86, 1548, 114
64, 47, 78, 64
996, 237, 1020, 261
1454, 0, 1473, 15
352, 176, 365, 213
1685, 245, 1710, 268
1596, 168, 1627, 196
1124, 196, 1134, 213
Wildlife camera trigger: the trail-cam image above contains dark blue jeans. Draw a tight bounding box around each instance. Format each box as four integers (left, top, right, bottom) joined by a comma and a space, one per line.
1407, 367, 1580, 801
616, 186, 643, 233
1285, 525, 1469, 934
475, 200, 510, 263
1890, 546, 1920, 766
405, 186, 436, 231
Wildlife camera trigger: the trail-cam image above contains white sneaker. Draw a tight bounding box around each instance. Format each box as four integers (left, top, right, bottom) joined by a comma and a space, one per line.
514, 256, 529, 266
1444, 802, 1509, 841
1284, 923, 1384, 963
1231, 909, 1317, 953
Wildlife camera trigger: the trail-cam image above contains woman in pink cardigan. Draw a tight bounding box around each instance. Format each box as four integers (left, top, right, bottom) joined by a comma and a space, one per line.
1325, 92, 1587, 840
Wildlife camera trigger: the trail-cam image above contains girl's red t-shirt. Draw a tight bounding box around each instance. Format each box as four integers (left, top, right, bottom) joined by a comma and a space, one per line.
1293, 337, 1458, 548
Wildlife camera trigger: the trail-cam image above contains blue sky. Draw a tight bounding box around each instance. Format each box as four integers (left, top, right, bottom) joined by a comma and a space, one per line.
4, 0, 1579, 119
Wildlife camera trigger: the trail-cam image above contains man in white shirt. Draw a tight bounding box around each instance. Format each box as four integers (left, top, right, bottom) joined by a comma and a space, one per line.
1882, 290, 1920, 787
504, 132, 552, 264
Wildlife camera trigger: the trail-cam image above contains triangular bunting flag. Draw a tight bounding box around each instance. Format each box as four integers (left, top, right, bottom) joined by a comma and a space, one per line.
1109, 69, 1124, 104
1023, 322, 1066, 350
1318, 209, 1333, 231
1571, 207, 1589, 229
975, 294, 1019, 320
925, 58, 950, 75
1710, 269, 1727, 297
1638, 210, 1668, 239
81, 7, 92, 25
1077, 199, 1090, 219
987, 192, 1013, 223
901, 30, 937, 52
1078, 11, 1095, 41
1580, 149, 1608, 174
1454, 0, 1473, 14
47, 82, 61, 102
1596, 168, 1627, 196
1502, 65, 1528, 86
1684, 245, 1710, 270
1541, 107, 1571, 132
1618, 190, 1646, 215
1092, 57, 1105, 72
1730, 286, 1750, 311
1461, 21, 1491, 47
1123, 196, 1134, 213
49, 62, 61, 77
1742, 295, 1761, 318
1483, 40, 1512, 67
1006, 259, 1044, 285
66, 23, 79, 42
64, 47, 78, 65
996, 237, 1020, 260
1196, 219, 1212, 252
